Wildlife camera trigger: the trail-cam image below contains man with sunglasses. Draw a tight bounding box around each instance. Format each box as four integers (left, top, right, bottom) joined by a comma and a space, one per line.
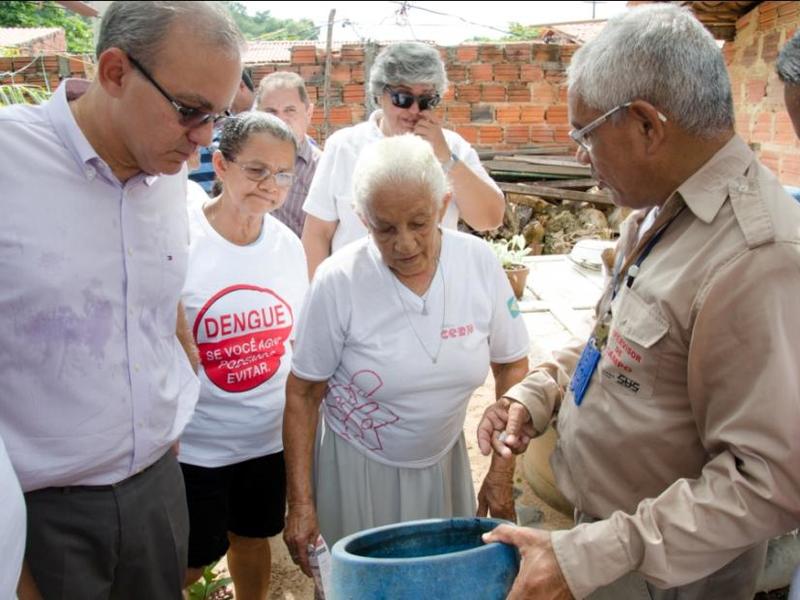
301, 41, 505, 279
479, 5, 800, 600
0, 2, 243, 597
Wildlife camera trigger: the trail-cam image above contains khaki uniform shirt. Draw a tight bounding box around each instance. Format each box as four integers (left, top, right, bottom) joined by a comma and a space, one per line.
506, 136, 800, 598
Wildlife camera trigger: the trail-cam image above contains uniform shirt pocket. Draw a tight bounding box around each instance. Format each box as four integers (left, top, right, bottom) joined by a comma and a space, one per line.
599, 285, 669, 398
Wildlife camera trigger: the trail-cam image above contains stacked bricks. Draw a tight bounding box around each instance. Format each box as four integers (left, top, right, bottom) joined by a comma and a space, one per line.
726, 0, 800, 184
0, 54, 91, 93
249, 41, 576, 150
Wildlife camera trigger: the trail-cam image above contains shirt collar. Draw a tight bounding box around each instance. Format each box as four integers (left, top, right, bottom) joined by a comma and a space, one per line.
45, 79, 99, 178
44, 79, 159, 187
296, 135, 314, 164
672, 135, 753, 224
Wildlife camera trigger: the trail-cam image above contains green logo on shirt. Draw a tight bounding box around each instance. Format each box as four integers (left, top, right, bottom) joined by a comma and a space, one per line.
507, 296, 521, 318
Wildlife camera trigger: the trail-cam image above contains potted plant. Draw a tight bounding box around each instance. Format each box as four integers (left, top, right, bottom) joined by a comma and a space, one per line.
487, 234, 532, 300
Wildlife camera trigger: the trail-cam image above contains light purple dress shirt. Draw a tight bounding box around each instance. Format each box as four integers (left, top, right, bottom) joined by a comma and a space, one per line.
0, 80, 200, 492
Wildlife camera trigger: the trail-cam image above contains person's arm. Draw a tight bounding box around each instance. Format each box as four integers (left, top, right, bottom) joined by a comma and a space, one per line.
17, 561, 43, 600
282, 373, 329, 577
478, 338, 585, 457
301, 215, 337, 281
414, 113, 504, 231
175, 300, 198, 373
477, 356, 530, 520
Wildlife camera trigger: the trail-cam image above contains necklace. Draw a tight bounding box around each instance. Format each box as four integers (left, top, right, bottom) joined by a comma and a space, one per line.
390, 259, 446, 364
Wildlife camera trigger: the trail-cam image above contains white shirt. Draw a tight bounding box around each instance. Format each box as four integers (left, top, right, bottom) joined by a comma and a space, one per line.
0, 435, 24, 598
291, 230, 529, 468
0, 80, 200, 491
187, 178, 210, 208
302, 110, 501, 252
180, 202, 308, 466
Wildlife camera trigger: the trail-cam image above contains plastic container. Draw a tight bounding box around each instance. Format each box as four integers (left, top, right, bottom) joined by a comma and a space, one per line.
329, 517, 519, 600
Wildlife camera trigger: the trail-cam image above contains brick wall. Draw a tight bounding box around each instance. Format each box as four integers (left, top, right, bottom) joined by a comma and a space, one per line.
726, 1, 800, 184
0, 54, 90, 91
249, 42, 576, 150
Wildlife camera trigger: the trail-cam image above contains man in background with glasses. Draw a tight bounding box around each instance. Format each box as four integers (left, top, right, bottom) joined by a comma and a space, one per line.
480, 4, 800, 599
0, 2, 243, 597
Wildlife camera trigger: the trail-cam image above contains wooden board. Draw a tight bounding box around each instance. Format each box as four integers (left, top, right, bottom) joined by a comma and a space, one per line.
499, 182, 614, 206
484, 159, 590, 178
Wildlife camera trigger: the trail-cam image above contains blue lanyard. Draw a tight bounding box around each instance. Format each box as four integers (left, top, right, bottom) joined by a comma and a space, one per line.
611, 206, 685, 300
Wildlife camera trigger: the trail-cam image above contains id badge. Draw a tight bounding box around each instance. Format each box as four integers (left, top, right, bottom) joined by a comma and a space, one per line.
570, 337, 601, 406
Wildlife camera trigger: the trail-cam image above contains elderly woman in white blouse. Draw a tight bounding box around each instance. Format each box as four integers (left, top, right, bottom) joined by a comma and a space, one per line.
283, 134, 530, 576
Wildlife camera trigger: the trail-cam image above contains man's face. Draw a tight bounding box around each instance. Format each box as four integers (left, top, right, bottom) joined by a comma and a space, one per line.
784, 83, 800, 139
568, 91, 656, 210
117, 22, 242, 176
257, 86, 313, 144
232, 80, 255, 114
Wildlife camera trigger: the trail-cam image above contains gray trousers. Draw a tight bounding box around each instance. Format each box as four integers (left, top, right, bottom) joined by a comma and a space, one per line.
25, 452, 189, 600
579, 512, 768, 600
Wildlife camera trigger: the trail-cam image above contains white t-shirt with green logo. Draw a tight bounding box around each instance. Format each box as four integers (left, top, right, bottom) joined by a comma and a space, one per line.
292, 229, 528, 468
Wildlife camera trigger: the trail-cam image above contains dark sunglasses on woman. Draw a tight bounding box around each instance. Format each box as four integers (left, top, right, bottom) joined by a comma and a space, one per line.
385, 87, 441, 111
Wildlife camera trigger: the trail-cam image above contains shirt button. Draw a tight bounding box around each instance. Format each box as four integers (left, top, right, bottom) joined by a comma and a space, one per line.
134, 364, 141, 372
85, 166, 95, 179
127, 247, 134, 256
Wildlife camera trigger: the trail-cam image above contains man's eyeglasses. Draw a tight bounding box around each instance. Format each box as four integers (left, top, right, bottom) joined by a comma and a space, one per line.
127, 54, 230, 129
385, 87, 441, 111
227, 159, 294, 188
569, 102, 668, 153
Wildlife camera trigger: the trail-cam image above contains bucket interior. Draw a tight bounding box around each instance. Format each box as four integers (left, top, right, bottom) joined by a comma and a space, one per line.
344, 519, 499, 559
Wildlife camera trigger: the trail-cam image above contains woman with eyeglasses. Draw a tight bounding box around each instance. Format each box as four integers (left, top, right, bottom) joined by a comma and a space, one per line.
178, 112, 308, 599
302, 41, 505, 279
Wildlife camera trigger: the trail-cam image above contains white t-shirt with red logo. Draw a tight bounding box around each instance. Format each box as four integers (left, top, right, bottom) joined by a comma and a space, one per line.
179, 202, 308, 467
291, 229, 529, 468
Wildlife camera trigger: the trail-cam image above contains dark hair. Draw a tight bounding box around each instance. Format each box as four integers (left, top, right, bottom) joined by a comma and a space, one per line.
242, 67, 255, 92
217, 111, 297, 161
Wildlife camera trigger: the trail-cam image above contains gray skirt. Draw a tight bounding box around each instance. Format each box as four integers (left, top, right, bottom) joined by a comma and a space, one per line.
314, 423, 477, 547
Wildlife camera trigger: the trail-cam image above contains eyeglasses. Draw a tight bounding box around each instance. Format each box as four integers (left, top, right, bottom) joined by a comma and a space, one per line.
385, 87, 441, 111
569, 102, 668, 153
127, 54, 231, 129
227, 159, 294, 188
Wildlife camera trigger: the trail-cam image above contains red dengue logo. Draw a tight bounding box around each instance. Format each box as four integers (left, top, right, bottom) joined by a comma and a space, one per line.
193, 284, 293, 393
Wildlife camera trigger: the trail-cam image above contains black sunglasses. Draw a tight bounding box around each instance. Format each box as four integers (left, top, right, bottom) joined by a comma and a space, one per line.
385, 87, 441, 111
127, 54, 230, 128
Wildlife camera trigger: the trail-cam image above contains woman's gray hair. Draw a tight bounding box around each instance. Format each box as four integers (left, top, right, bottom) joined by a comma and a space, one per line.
368, 42, 448, 102
778, 30, 800, 84
218, 111, 297, 160
96, 1, 243, 70
352, 134, 448, 225
568, 4, 734, 138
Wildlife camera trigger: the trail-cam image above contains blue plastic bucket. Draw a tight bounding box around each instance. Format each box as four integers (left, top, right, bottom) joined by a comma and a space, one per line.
329, 517, 519, 600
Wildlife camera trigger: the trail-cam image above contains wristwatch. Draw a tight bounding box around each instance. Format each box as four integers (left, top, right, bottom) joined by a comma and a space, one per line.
441, 151, 460, 174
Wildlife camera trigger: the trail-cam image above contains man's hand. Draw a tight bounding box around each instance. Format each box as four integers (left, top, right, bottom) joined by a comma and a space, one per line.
478, 398, 535, 458
413, 112, 450, 161
482, 525, 573, 600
